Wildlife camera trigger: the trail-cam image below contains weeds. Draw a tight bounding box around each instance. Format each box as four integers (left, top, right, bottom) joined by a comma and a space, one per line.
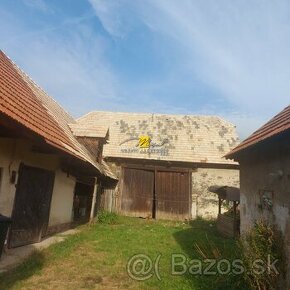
97, 211, 119, 225
239, 220, 286, 290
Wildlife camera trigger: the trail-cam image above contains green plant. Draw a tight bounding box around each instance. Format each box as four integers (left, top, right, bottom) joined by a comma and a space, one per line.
97, 211, 119, 224
239, 220, 286, 290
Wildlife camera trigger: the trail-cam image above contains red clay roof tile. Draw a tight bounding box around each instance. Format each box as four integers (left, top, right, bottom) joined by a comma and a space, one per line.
0, 50, 120, 180
226, 105, 290, 159
0, 50, 78, 153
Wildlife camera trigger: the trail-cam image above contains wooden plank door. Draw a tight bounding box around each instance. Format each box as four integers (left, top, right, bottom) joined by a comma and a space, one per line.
155, 170, 191, 220
121, 167, 154, 218
9, 164, 55, 248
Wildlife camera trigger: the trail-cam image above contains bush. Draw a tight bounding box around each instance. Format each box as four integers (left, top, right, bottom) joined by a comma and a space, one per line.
97, 211, 119, 225
239, 220, 286, 290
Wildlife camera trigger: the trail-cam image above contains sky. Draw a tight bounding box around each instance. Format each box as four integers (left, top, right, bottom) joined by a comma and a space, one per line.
1, 0, 290, 139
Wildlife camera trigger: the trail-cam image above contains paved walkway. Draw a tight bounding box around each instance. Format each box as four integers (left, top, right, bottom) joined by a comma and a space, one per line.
0, 229, 79, 273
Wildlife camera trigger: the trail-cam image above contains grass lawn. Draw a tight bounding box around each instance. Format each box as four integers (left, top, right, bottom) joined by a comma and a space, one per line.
0, 215, 247, 290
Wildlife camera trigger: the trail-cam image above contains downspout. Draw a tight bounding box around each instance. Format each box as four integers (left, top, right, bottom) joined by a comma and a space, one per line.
90, 177, 98, 223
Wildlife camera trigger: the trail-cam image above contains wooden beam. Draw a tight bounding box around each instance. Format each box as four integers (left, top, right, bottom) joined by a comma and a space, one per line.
90, 178, 98, 223
218, 197, 222, 215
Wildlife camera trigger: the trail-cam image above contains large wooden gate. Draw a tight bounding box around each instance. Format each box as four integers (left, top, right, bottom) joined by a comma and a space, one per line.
155, 170, 191, 220
121, 168, 154, 218
120, 166, 191, 220
9, 164, 55, 248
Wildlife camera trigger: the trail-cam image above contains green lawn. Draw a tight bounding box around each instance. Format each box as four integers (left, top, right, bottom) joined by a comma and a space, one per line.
0, 215, 247, 290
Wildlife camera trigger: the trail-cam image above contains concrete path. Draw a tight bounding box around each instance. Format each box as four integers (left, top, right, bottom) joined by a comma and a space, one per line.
0, 229, 79, 274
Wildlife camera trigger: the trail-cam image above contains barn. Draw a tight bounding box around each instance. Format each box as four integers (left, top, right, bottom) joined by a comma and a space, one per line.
75, 111, 240, 220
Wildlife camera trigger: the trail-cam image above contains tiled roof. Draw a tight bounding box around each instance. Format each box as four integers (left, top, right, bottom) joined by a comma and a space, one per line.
68, 123, 108, 138
77, 111, 240, 165
0, 50, 116, 179
226, 105, 290, 159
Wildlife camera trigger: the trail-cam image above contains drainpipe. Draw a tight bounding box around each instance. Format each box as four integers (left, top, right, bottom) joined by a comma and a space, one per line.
90, 177, 98, 223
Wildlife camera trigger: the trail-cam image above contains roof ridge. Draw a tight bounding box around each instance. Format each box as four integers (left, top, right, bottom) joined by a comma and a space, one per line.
78, 110, 226, 120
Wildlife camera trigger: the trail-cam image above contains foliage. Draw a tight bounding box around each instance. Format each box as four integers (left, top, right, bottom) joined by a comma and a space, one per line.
239, 220, 286, 290
97, 210, 119, 224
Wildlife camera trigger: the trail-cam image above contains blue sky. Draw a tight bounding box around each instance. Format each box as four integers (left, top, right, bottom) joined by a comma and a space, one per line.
1, 0, 290, 139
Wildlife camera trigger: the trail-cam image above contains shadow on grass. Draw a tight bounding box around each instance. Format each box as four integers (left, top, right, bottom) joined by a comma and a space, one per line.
0, 251, 45, 289
173, 218, 248, 290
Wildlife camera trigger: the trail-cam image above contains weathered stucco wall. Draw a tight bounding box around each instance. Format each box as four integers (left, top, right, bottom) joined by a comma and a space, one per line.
104, 161, 239, 219
0, 138, 58, 216
240, 156, 290, 234
239, 151, 290, 288
0, 138, 75, 227
192, 168, 239, 218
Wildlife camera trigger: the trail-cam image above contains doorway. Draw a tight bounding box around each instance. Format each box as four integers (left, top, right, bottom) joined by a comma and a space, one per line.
9, 164, 55, 248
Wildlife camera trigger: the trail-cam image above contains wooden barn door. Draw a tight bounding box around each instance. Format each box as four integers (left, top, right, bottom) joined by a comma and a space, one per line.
121, 167, 154, 218
9, 164, 55, 248
155, 170, 191, 220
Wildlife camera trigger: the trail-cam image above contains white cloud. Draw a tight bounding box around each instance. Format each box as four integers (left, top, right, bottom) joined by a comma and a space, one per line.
88, 0, 290, 136
3, 1, 289, 138
22, 0, 52, 13
141, 0, 290, 113
88, 0, 134, 37
0, 10, 122, 117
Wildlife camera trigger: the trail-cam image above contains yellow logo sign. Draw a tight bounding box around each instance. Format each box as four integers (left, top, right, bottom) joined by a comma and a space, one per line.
138, 136, 151, 148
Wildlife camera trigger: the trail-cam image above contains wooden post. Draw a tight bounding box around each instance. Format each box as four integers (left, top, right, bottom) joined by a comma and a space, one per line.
218, 197, 222, 215
90, 177, 98, 223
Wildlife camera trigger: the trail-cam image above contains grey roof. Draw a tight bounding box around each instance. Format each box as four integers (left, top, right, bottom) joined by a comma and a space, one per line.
77, 111, 239, 165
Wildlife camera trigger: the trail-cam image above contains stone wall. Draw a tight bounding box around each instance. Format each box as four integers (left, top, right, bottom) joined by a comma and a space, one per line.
192, 168, 239, 218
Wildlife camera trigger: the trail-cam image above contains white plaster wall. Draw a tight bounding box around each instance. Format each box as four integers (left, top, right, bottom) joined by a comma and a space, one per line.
0, 138, 58, 216
240, 153, 290, 289
48, 170, 76, 226
0, 138, 75, 227
192, 168, 240, 219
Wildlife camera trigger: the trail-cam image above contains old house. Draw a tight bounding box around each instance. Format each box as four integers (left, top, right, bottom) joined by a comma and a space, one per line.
225, 106, 290, 287
74, 111, 240, 220
0, 51, 116, 248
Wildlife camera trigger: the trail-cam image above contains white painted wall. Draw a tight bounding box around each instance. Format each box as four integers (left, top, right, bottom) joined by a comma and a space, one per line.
48, 170, 75, 226
0, 138, 75, 226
